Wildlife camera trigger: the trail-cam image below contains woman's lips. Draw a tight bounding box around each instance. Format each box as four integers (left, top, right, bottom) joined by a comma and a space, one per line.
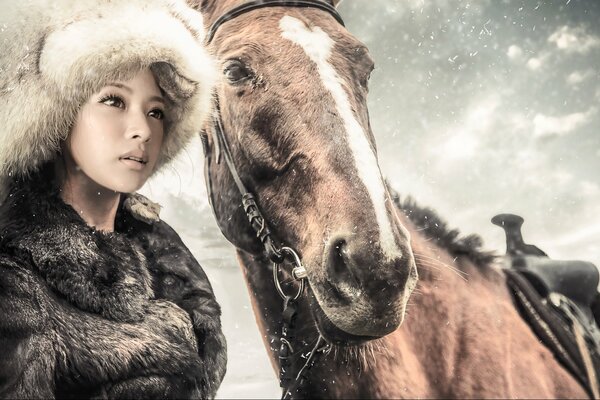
119, 157, 146, 170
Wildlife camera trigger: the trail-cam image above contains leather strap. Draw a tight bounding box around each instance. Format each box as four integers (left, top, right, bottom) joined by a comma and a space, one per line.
206, 2, 343, 395
212, 99, 284, 263
206, 0, 345, 44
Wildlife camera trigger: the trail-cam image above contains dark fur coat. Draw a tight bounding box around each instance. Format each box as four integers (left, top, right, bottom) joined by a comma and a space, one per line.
0, 172, 226, 399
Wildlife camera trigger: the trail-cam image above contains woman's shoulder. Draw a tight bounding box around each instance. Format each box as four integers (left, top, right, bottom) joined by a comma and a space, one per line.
120, 193, 218, 309
123, 193, 162, 225
120, 192, 192, 254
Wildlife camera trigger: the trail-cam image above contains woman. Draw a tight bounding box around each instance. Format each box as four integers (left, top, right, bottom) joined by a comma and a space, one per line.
0, 0, 225, 398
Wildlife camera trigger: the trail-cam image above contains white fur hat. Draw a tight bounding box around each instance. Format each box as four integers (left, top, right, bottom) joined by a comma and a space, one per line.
0, 0, 215, 184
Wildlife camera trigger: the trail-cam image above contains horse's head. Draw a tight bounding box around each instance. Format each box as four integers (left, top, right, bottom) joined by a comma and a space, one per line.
200, 0, 417, 345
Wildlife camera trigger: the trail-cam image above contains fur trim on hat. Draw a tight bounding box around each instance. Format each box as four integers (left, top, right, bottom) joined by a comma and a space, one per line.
0, 0, 216, 186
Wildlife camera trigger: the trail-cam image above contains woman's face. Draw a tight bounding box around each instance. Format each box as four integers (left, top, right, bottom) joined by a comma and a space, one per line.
65, 69, 166, 193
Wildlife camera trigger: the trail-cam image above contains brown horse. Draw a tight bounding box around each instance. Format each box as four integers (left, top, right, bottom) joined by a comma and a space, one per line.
194, 0, 587, 397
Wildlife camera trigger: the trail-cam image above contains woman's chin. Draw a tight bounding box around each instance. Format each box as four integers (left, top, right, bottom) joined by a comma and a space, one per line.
103, 174, 149, 194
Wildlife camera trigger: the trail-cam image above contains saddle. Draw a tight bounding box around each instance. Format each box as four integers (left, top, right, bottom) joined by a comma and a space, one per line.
493, 214, 600, 399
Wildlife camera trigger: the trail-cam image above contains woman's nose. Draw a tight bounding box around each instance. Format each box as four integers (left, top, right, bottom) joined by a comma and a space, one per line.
126, 111, 152, 142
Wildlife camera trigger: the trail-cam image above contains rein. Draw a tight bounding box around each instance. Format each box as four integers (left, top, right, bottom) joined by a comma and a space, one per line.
211, 98, 330, 399
205, 2, 344, 397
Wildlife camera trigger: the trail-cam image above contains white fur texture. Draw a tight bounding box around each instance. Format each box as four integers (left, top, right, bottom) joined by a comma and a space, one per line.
0, 0, 216, 185
279, 16, 400, 261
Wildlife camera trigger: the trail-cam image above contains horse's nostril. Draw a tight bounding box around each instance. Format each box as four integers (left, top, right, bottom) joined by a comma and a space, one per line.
325, 235, 410, 301
326, 237, 361, 301
331, 239, 348, 275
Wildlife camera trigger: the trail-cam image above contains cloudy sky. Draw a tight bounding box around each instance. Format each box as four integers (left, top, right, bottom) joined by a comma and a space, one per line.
141, 0, 600, 397
341, 0, 600, 265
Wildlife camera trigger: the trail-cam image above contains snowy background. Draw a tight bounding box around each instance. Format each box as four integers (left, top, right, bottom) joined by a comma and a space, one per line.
140, 0, 600, 397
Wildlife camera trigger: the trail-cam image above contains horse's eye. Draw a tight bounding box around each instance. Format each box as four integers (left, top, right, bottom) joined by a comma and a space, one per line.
223, 60, 253, 84
361, 63, 375, 89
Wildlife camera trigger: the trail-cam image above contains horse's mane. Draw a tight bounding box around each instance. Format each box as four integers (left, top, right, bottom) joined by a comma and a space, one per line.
387, 185, 497, 268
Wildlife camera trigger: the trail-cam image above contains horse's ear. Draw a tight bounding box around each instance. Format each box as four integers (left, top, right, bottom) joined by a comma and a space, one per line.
330, 0, 343, 8
191, 0, 215, 13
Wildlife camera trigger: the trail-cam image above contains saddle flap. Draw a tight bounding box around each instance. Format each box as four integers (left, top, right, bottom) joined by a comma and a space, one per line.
513, 256, 599, 310
505, 269, 600, 398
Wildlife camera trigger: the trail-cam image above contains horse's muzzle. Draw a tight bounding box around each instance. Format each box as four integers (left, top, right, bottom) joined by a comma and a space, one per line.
308, 233, 417, 338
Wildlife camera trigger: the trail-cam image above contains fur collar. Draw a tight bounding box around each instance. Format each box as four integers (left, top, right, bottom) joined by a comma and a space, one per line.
0, 174, 160, 323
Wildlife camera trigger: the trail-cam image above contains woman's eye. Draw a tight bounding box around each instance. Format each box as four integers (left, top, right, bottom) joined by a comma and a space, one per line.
148, 108, 165, 120
223, 60, 253, 84
99, 95, 125, 108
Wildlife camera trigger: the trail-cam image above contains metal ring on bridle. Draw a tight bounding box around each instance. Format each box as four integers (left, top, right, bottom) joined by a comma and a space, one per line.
273, 246, 307, 300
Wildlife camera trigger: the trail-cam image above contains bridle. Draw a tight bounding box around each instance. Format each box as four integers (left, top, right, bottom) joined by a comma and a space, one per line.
205, 0, 344, 44
204, 1, 344, 398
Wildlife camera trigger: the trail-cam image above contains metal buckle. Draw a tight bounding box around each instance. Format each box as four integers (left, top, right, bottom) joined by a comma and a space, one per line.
273, 246, 307, 300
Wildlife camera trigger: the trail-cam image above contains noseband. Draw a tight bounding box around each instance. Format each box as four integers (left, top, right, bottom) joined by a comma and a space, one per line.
205, 2, 345, 398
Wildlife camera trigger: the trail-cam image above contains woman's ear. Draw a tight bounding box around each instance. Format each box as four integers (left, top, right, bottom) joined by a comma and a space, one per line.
59, 136, 72, 160
56, 137, 76, 186
54, 150, 67, 184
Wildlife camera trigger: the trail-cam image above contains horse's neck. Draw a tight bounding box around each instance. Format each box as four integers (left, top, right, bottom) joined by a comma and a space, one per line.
236, 250, 290, 371
234, 236, 497, 397
236, 229, 585, 398
399, 226, 585, 398
356, 227, 510, 397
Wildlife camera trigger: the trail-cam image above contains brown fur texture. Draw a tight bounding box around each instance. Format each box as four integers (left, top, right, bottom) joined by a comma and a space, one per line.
197, 0, 587, 397
0, 169, 226, 398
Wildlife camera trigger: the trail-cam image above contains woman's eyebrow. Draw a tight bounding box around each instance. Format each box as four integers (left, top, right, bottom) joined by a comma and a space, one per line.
107, 82, 131, 92
105, 83, 164, 104
149, 95, 165, 104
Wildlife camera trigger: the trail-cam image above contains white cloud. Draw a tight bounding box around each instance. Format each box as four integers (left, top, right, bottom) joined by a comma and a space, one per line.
527, 51, 553, 71
439, 133, 478, 160
507, 45, 523, 60
527, 57, 543, 70
552, 170, 574, 186
566, 69, 594, 85
533, 108, 596, 138
581, 181, 600, 197
378, 0, 490, 15
506, 112, 530, 132
548, 25, 600, 54
466, 98, 499, 128
551, 223, 600, 248
434, 95, 500, 161
401, 0, 426, 10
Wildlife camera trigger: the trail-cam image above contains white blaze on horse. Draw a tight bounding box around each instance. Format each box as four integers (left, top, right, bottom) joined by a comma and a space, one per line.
195, 0, 589, 398
279, 14, 401, 263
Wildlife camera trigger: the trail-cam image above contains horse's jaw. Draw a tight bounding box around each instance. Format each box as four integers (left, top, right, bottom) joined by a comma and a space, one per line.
301, 244, 417, 343
306, 277, 414, 346
308, 293, 382, 346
